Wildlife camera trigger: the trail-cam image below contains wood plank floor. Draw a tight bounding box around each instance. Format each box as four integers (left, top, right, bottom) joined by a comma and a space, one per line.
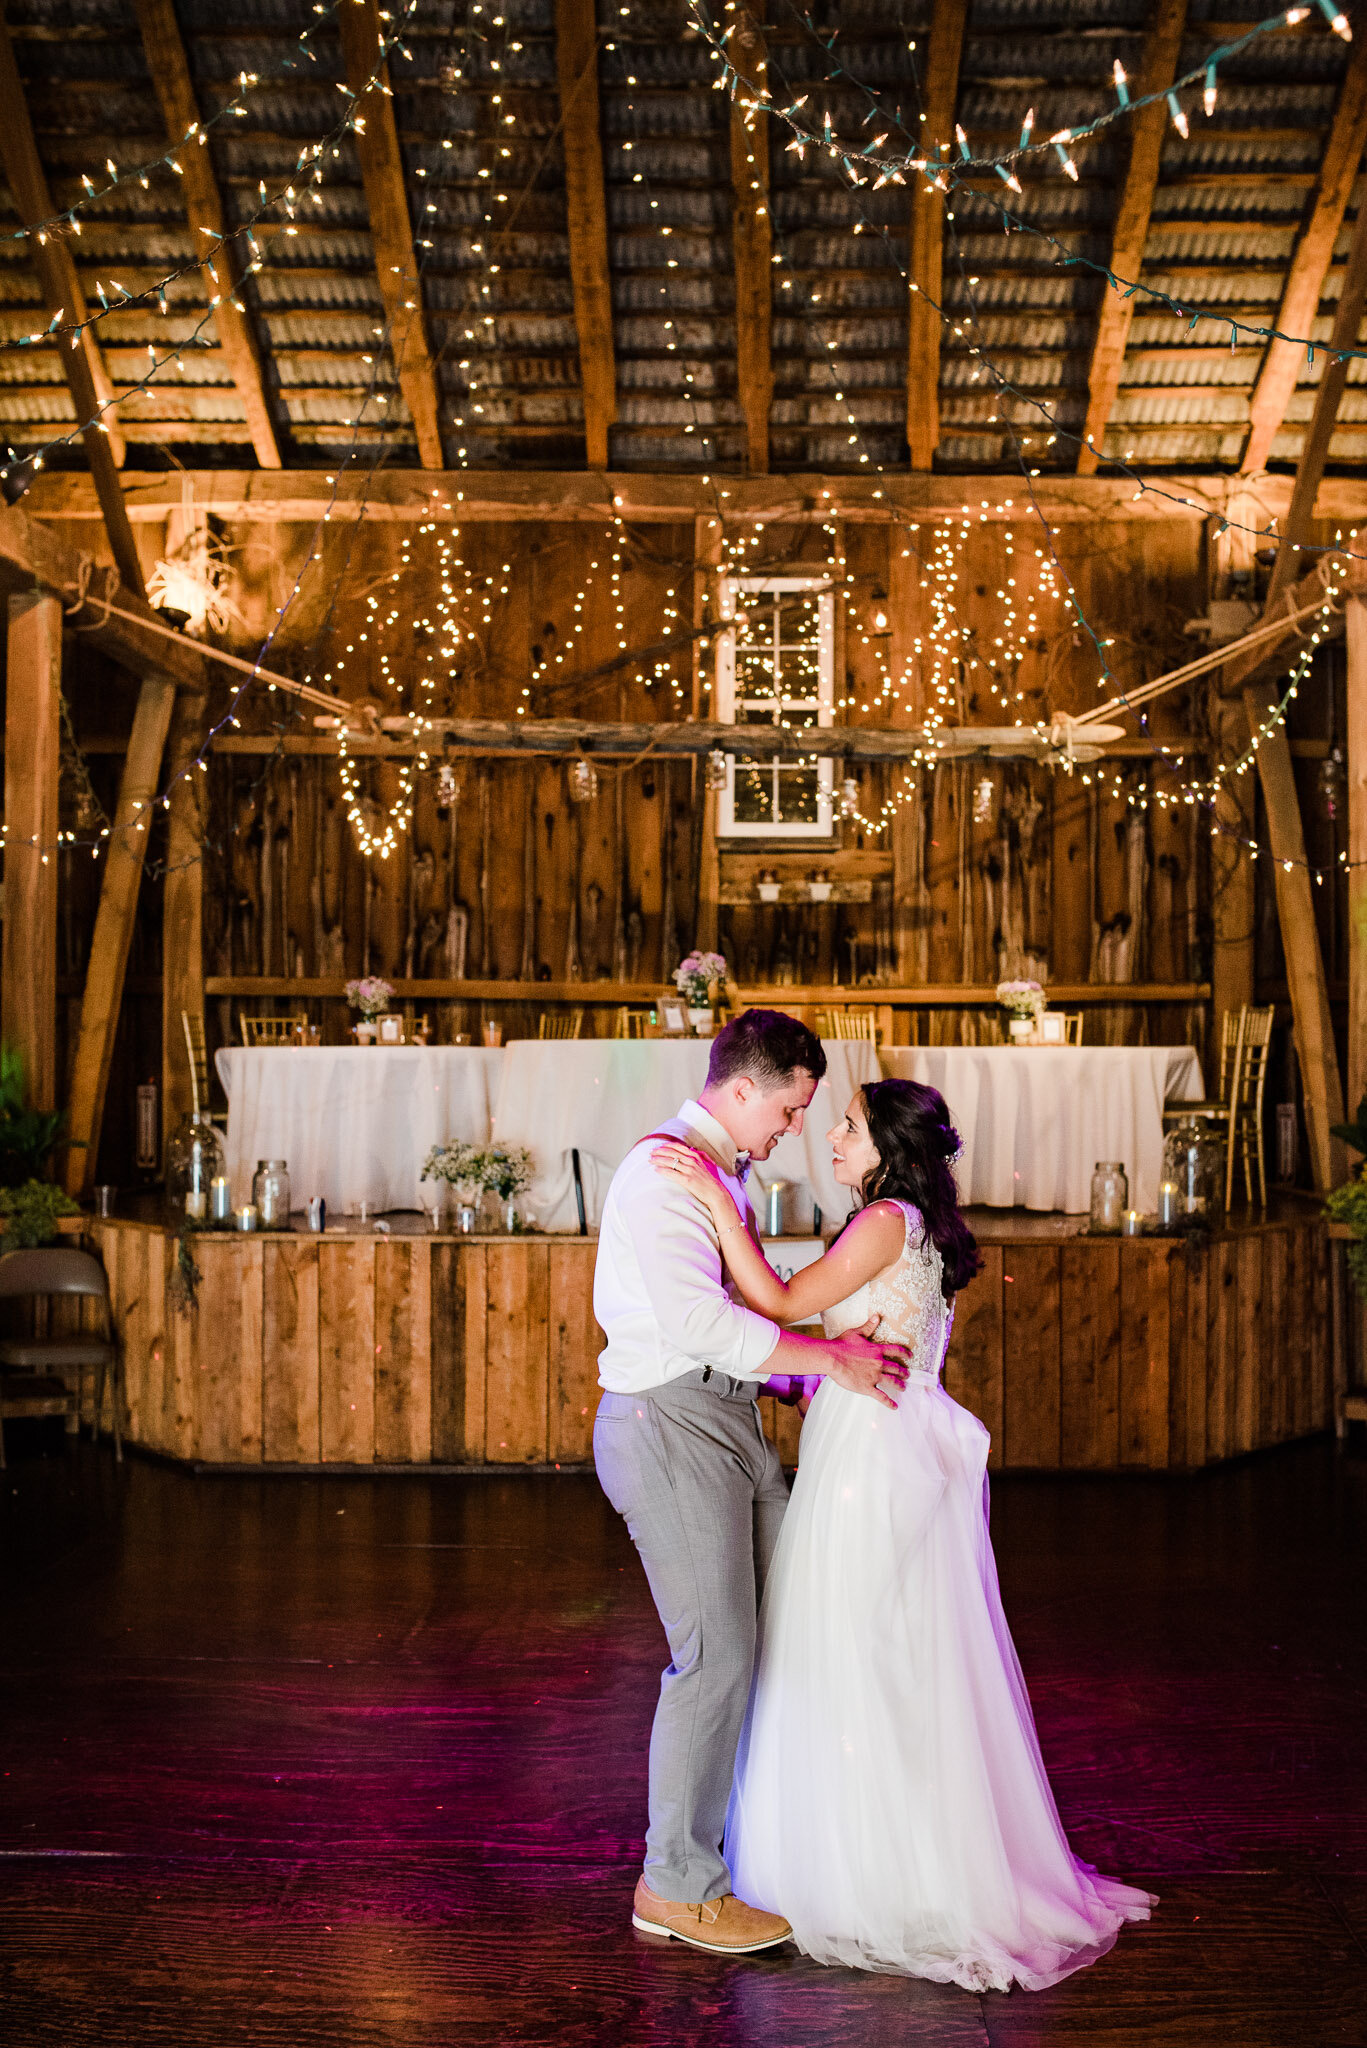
2, 1433, 1365, 2046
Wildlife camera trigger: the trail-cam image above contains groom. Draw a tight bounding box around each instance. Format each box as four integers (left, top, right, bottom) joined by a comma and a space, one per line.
593, 1008, 912, 1954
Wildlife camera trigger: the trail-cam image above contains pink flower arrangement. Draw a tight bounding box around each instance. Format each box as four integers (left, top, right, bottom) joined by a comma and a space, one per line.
344, 976, 394, 1019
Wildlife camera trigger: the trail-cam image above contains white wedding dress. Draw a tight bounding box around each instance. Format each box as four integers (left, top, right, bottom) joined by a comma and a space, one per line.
725, 1200, 1154, 1990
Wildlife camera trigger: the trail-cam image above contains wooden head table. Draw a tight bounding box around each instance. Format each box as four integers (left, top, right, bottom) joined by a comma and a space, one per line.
87, 1201, 1330, 1478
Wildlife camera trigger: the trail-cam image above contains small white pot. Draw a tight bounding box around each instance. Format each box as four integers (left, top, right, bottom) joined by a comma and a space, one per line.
354, 1020, 377, 1045
688, 1006, 714, 1036
757, 882, 781, 903
1008, 1017, 1034, 1044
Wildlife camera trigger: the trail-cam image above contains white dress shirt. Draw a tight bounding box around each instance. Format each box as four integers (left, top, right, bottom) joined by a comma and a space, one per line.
594, 1099, 781, 1393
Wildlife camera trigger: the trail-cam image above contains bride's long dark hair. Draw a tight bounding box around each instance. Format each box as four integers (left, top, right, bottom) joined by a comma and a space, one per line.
856, 1079, 981, 1301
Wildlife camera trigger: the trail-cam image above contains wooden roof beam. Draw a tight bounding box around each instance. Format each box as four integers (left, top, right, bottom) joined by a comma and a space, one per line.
0, 508, 204, 691
907, 0, 968, 471
555, 0, 617, 469
0, 18, 143, 593
1240, 27, 1367, 477
729, 7, 772, 475
133, 0, 281, 471
336, 0, 444, 469
1077, 0, 1189, 477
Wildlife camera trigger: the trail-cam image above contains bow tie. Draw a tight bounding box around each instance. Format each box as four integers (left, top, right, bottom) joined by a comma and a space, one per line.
733, 1152, 752, 1184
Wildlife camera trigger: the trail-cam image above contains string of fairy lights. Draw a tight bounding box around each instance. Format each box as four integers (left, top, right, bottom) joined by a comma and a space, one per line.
8, 0, 1367, 894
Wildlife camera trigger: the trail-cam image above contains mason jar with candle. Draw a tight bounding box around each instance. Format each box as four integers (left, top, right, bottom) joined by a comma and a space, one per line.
1163, 1114, 1223, 1219
1089, 1161, 1128, 1235
251, 1159, 292, 1231
165, 1111, 226, 1226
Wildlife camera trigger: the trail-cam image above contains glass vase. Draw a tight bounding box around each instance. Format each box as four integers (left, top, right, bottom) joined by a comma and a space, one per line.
1089, 1161, 1128, 1235
251, 1159, 292, 1231
165, 1112, 226, 1225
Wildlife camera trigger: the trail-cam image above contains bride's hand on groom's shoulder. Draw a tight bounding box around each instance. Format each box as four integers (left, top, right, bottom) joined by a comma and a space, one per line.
825, 1317, 912, 1410
650, 1141, 730, 1220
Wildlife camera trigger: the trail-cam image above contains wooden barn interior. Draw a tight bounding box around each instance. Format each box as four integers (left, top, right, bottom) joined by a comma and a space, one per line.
3, 0, 1367, 2039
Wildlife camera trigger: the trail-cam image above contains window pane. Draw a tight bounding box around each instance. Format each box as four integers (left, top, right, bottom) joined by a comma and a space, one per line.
775, 767, 821, 824
732, 758, 775, 823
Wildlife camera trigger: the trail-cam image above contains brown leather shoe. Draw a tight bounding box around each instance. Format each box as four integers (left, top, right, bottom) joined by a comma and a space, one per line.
631, 1876, 792, 1954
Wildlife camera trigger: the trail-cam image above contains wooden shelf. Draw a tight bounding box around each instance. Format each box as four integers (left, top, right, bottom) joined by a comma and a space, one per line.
204, 976, 1211, 1006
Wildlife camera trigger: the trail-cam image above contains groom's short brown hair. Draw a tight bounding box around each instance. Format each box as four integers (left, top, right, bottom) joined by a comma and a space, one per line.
706, 1009, 827, 1092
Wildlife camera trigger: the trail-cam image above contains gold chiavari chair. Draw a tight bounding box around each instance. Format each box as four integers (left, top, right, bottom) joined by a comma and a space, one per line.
538, 1009, 585, 1041
1062, 1012, 1084, 1046
181, 1011, 227, 1126
1227, 1003, 1275, 1209
1163, 1005, 1245, 1134
240, 1015, 308, 1047
613, 1007, 652, 1039
816, 1008, 880, 1045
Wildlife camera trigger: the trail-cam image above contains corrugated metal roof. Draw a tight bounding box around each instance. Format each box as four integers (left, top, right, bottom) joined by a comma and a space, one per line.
0, 0, 1355, 475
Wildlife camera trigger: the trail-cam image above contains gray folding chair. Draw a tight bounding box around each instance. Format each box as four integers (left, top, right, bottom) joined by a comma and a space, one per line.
0, 1248, 122, 1468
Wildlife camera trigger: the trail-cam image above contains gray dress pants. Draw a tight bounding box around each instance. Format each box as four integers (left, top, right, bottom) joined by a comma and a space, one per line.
594, 1368, 789, 1903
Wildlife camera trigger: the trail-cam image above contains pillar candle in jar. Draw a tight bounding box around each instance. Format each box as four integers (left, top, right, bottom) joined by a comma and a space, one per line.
1122, 1209, 1144, 1237
210, 1177, 233, 1224
184, 1189, 207, 1222
1157, 1180, 1180, 1229
236, 1205, 259, 1232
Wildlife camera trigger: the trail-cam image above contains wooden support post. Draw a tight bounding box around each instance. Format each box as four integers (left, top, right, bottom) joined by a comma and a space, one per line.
0, 22, 143, 592
337, 0, 444, 470
64, 676, 177, 1197
1241, 30, 1367, 478
906, 0, 967, 470
1245, 673, 1344, 1192
692, 514, 722, 951
2, 592, 61, 1108
161, 692, 207, 1136
555, 0, 617, 470
134, 0, 281, 470
1348, 597, 1367, 1121
729, 7, 771, 476
1076, 0, 1188, 476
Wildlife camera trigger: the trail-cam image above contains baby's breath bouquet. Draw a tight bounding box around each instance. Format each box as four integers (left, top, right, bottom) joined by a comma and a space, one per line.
422, 1140, 484, 1205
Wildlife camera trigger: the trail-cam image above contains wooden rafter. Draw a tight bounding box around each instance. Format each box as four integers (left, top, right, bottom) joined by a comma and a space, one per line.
336, 0, 444, 469
1240, 28, 1367, 477
133, 0, 281, 471
729, 6, 772, 475
1076, 0, 1188, 477
907, 0, 968, 470
554, 0, 617, 470
0, 18, 144, 593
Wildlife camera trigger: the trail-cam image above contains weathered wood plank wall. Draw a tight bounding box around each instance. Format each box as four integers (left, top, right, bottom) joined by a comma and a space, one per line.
90, 1217, 1330, 1475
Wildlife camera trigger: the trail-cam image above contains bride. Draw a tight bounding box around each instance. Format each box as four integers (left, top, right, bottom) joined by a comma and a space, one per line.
651, 1077, 1153, 1992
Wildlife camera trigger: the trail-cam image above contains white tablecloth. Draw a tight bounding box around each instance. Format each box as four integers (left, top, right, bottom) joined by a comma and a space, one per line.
491, 1038, 881, 1233
216, 1046, 505, 1214
876, 1044, 1204, 1213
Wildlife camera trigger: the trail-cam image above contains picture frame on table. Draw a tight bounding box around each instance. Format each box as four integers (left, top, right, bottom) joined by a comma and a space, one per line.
1036, 1011, 1066, 1045
659, 1001, 689, 1037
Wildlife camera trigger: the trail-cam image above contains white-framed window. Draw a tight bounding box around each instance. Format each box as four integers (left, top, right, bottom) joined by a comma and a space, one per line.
715, 575, 835, 839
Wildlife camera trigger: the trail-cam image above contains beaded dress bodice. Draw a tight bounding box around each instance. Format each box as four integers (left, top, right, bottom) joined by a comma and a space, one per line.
819, 1200, 954, 1380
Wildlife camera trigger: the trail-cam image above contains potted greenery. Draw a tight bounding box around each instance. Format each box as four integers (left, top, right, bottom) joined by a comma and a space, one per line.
1325, 1098, 1367, 1287
0, 1046, 79, 1247
345, 976, 394, 1045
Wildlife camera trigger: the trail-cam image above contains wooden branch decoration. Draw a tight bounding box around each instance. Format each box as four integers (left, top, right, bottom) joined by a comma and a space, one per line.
133, 0, 281, 470
729, 6, 772, 475
1240, 27, 1367, 477
1076, 0, 1188, 476
906, 0, 968, 471
337, 0, 444, 469
555, 0, 617, 469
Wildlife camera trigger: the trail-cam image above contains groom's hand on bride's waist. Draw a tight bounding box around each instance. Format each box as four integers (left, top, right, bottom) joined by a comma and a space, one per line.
823, 1317, 912, 1410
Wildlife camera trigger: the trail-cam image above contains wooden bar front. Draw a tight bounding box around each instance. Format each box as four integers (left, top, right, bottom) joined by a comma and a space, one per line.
90, 1207, 1331, 1475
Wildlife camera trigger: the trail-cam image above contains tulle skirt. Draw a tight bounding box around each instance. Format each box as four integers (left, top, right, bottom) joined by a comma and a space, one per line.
725, 1374, 1154, 1990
